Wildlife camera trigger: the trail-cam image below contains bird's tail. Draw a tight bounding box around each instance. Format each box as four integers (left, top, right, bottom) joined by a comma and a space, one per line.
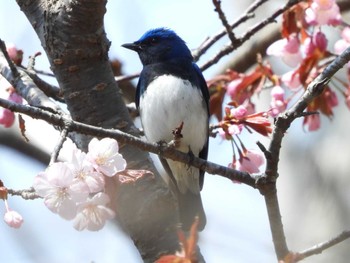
177, 190, 206, 231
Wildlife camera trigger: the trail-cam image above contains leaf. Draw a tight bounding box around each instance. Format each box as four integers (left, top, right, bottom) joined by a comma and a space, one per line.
18, 114, 29, 142
117, 169, 154, 184
209, 84, 226, 120
156, 217, 200, 263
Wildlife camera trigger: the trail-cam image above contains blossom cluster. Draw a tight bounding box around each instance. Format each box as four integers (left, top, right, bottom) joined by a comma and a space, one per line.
33, 138, 126, 231
208, 0, 348, 173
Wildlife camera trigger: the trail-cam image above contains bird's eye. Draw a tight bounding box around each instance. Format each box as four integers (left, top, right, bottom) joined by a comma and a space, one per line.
150, 37, 158, 45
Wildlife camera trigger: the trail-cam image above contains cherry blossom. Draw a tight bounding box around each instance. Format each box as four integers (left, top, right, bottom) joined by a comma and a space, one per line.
73, 192, 115, 231
266, 35, 302, 67
33, 162, 88, 220
226, 78, 250, 104
6, 43, 23, 66
334, 27, 350, 54
218, 124, 243, 139
69, 148, 105, 194
305, 0, 341, 26
236, 149, 265, 173
0, 109, 15, 128
87, 138, 127, 177
270, 85, 287, 117
3, 200, 23, 229
0, 79, 23, 128
231, 105, 248, 119
282, 70, 301, 91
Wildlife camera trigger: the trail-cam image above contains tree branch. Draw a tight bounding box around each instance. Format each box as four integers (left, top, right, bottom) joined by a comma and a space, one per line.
200, 0, 303, 71
261, 47, 350, 260
295, 230, 350, 261
0, 44, 63, 113
15, 1, 184, 261
0, 98, 257, 188
212, 0, 237, 46
193, 0, 269, 61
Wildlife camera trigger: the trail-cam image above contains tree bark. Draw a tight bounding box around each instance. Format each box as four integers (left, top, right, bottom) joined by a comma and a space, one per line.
16, 0, 181, 261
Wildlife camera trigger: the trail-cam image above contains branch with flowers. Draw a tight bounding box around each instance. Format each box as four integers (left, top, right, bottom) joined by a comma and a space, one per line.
1, 0, 350, 262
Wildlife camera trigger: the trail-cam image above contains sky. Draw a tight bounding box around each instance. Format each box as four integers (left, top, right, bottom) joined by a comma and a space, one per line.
1, 1, 349, 263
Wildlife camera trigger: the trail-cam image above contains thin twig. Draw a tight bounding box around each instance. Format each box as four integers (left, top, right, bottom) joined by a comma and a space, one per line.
212, 0, 237, 46
115, 72, 140, 83
31, 68, 55, 77
295, 230, 350, 261
50, 127, 69, 164
0, 50, 63, 113
7, 188, 41, 200
27, 52, 42, 72
193, 0, 269, 61
23, 69, 64, 102
0, 39, 20, 78
200, 0, 303, 71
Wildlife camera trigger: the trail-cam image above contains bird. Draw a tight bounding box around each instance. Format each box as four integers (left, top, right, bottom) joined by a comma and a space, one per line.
122, 28, 209, 231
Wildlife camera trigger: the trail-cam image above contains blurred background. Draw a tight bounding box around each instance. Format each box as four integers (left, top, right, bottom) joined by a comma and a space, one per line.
1, 0, 350, 262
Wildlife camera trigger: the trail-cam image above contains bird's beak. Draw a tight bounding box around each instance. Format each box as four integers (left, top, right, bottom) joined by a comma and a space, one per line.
122, 42, 141, 52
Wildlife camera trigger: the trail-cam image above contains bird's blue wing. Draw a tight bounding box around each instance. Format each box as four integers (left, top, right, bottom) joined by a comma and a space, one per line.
192, 63, 210, 190
192, 63, 210, 113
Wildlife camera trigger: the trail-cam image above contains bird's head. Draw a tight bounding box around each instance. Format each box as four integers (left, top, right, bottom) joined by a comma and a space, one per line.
122, 28, 193, 65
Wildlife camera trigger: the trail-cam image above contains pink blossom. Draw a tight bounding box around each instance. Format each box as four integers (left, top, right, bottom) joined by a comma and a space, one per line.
0, 109, 15, 128
4, 210, 23, 229
282, 70, 301, 90
33, 162, 88, 220
87, 138, 126, 177
69, 148, 105, 194
334, 29, 350, 68
341, 27, 350, 43
334, 27, 350, 56
6, 43, 23, 66
0, 80, 23, 128
218, 124, 243, 139
267, 35, 302, 67
226, 78, 249, 104
9, 91, 23, 104
231, 105, 247, 119
270, 86, 287, 117
305, 0, 341, 26
73, 192, 115, 231
3, 200, 23, 229
236, 149, 265, 173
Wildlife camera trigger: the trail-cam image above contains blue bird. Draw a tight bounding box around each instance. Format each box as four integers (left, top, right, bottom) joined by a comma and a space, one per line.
122, 28, 209, 231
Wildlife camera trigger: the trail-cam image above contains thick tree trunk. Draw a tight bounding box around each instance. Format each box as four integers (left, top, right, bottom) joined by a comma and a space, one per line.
16, 0, 182, 261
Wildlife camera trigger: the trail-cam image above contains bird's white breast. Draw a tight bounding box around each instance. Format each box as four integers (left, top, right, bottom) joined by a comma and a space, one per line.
139, 75, 207, 155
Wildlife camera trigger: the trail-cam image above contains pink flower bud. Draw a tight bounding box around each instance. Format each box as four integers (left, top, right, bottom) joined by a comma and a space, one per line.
231, 105, 247, 119
6, 43, 23, 66
9, 92, 23, 104
314, 31, 328, 52
0, 109, 15, 128
4, 210, 23, 228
